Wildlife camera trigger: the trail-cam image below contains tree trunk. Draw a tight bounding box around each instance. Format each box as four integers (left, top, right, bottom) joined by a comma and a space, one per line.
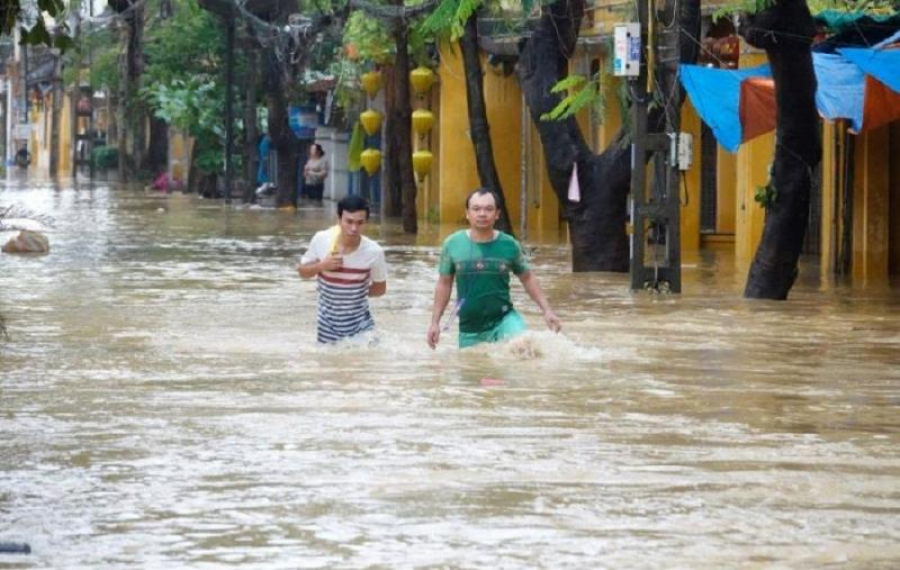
49, 53, 62, 177
382, 66, 402, 217
142, 115, 168, 174
263, 48, 305, 207
518, 0, 622, 270
243, 49, 260, 201
118, 5, 146, 181
518, 0, 699, 271
391, 18, 418, 233
740, 0, 821, 299
459, 11, 513, 235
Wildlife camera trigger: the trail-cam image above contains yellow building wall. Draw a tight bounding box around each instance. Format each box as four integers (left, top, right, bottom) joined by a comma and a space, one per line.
819, 121, 839, 278
436, 41, 558, 236
717, 147, 737, 234
734, 49, 772, 264
890, 122, 900, 276
681, 101, 701, 252
852, 126, 890, 285
58, 92, 73, 176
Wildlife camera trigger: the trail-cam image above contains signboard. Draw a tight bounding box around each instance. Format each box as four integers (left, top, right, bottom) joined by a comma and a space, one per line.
613, 23, 641, 77
289, 105, 318, 140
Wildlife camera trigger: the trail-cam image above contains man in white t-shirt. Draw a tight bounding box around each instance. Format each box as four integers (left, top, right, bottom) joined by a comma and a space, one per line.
298, 195, 388, 343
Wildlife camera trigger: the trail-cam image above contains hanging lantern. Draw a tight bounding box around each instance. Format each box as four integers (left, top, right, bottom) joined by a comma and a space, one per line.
360, 148, 382, 175
360, 71, 382, 97
359, 109, 383, 136
412, 109, 434, 136
412, 149, 433, 180
410, 66, 435, 96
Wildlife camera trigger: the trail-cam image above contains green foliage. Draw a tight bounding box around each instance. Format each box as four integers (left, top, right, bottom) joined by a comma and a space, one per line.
344, 11, 394, 64
91, 145, 119, 169
421, 0, 482, 41
754, 182, 777, 207
143, 78, 225, 174
2, 0, 73, 49
540, 72, 607, 123
144, 0, 223, 86
712, 0, 775, 20
809, 0, 899, 14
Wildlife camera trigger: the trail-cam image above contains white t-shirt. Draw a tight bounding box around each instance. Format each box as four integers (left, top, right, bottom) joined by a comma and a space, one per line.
301, 228, 387, 342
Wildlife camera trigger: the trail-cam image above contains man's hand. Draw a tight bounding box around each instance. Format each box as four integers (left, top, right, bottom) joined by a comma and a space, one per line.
320, 252, 343, 272
543, 309, 561, 333
427, 323, 441, 349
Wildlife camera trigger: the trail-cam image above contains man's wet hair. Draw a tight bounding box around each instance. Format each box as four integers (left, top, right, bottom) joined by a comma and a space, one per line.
465, 187, 501, 209
338, 195, 370, 219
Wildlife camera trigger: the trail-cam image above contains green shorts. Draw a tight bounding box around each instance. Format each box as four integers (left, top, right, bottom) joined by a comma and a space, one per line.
458, 310, 526, 349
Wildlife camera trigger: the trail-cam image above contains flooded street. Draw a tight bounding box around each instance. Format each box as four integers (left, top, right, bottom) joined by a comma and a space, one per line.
2, 180, 899, 569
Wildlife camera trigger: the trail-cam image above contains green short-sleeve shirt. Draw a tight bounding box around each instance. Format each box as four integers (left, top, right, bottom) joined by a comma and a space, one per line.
438, 230, 530, 334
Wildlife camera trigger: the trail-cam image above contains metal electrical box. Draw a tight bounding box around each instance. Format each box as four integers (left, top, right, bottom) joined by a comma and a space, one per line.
613, 23, 641, 77
669, 132, 693, 170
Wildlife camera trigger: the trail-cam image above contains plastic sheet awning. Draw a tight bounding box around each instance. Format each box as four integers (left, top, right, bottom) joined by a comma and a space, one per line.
680, 43, 900, 152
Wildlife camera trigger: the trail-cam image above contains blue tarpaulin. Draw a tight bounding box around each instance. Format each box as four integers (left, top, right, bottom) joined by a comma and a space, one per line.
678, 64, 771, 152
680, 42, 900, 152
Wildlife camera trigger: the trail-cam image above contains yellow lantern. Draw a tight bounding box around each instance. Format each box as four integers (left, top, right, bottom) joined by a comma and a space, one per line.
410, 66, 435, 95
360, 148, 382, 175
360, 71, 382, 97
412, 149, 433, 180
359, 109, 383, 136
412, 109, 434, 136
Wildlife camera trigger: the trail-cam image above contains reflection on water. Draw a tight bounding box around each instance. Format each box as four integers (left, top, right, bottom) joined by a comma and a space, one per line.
2, 181, 899, 568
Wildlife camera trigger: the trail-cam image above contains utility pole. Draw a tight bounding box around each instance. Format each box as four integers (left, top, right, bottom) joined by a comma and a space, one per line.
627, 0, 685, 293
223, 15, 234, 203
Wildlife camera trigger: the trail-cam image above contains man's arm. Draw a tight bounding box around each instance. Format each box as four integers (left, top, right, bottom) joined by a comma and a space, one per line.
518, 271, 561, 332
369, 281, 386, 297
427, 274, 454, 349
297, 252, 342, 279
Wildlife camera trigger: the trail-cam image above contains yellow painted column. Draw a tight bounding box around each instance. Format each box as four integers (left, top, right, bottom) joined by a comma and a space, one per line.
734, 48, 771, 265
889, 122, 900, 276
484, 55, 525, 230
852, 127, 890, 285
436, 42, 525, 233
437, 43, 480, 229
680, 101, 701, 252
58, 92, 73, 175
716, 147, 737, 234
734, 131, 773, 263
597, 72, 623, 152
819, 121, 838, 278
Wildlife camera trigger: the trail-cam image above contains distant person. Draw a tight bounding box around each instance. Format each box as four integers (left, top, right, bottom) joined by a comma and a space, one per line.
427, 188, 561, 349
257, 134, 270, 185
302, 143, 329, 204
298, 195, 387, 343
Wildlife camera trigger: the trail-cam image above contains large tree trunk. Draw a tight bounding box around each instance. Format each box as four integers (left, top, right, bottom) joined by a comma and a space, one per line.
518, 0, 699, 271
49, 53, 62, 177
459, 11, 513, 235
518, 0, 624, 270
243, 48, 260, 202
263, 48, 305, 207
118, 5, 146, 181
740, 0, 821, 299
142, 115, 168, 174
382, 66, 402, 217
391, 21, 419, 233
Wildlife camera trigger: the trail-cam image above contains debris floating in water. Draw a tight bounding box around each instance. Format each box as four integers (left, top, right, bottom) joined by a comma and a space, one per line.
0, 542, 31, 554
479, 377, 505, 387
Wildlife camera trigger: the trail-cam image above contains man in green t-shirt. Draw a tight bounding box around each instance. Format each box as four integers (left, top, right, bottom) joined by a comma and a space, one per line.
427, 188, 562, 349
